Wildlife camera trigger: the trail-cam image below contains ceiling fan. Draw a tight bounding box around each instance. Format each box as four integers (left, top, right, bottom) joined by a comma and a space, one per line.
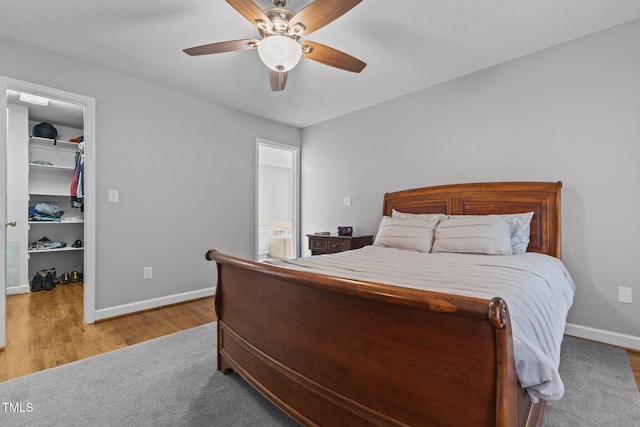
183, 0, 366, 91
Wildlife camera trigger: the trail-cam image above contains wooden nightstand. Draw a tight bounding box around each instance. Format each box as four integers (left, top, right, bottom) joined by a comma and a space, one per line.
307, 234, 374, 255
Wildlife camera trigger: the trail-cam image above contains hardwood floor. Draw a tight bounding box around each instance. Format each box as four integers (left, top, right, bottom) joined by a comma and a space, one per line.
629, 349, 640, 391
0, 282, 216, 382
0, 282, 638, 394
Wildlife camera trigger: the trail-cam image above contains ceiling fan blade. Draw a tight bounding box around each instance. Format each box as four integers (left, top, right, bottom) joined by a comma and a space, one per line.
226, 0, 273, 29
302, 41, 366, 73
290, 0, 362, 36
183, 39, 259, 56
269, 69, 288, 91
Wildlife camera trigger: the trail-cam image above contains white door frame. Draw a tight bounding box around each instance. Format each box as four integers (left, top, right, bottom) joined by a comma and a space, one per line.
1, 77, 97, 337
256, 139, 300, 260
1, 78, 7, 348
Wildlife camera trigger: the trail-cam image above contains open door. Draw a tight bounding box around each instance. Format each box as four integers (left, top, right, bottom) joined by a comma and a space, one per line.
0, 77, 8, 348
257, 140, 300, 261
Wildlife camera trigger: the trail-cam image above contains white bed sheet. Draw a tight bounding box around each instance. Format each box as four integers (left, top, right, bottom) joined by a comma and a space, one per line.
271, 246, 575, 402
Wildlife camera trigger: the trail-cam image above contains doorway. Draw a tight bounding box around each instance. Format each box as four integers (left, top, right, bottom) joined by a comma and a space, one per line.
1, 77, 96, 348
257, 140, 299, 261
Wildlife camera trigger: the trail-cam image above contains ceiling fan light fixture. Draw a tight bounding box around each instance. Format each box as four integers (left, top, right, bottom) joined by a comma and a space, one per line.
258, 35, 301, 72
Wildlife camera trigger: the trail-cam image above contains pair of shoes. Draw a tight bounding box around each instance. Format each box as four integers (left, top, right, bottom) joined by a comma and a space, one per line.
30, 271, 55, 291
29, 237, 67, 250
71, 239, 82, 248
36, 268, 56, 290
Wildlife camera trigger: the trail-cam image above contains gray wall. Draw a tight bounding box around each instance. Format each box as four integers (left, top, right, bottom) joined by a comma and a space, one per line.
301, 19, 640, 344
0, 37, 301, 312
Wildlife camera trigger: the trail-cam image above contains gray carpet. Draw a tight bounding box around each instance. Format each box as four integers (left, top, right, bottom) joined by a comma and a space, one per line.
1, 323, 638, 427
544, 335, 640, 427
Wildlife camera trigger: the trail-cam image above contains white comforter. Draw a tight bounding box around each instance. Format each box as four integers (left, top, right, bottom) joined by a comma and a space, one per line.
271, 246, 575, 402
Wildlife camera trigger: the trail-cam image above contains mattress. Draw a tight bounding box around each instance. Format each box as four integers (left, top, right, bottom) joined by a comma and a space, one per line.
270, 245, 576, 402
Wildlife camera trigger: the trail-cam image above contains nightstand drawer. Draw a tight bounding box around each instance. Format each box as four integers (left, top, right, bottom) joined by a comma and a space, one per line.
326, 239, 347, 253
307, 234, 374, 255
310, 238, 329, 252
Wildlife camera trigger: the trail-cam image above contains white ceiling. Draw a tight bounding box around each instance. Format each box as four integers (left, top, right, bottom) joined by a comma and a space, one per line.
1, 0, 639, 128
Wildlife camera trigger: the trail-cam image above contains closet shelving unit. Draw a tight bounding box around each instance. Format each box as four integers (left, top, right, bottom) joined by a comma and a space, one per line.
27, 134, 84, 275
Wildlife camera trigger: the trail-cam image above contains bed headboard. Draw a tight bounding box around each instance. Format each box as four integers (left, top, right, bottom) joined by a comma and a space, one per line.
382, 181, 562, 258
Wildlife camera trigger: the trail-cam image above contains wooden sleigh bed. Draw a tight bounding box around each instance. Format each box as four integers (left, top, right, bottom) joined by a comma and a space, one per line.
206, 181, 564, 427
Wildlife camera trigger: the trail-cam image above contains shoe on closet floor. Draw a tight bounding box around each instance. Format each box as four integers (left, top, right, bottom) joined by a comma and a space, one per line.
43, 272, 56, 290
60, 272, 71, 284
70, 271, 81, 283
30, 274, 44, 292
37, 267, 60, 285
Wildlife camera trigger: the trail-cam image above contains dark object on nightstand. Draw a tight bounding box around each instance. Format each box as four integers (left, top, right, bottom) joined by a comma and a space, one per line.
307, 234, 373, 255
337, 226, 353, 236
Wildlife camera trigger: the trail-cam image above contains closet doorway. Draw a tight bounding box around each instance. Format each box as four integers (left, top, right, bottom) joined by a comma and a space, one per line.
1, 77, 96, 348
257, 140, 299, 261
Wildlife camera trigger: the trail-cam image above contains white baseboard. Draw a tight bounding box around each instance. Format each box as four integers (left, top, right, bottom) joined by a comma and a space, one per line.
565, 323, 640, 351
94, 287, 216, 321
6, 285, 29, 295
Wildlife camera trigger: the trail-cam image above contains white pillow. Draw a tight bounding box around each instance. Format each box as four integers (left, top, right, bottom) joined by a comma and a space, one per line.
432, 215, 513, 255
501, 212, 534, 254
373, 216, 439, 253
446, 212, 534, 254
392, 209, 446, 223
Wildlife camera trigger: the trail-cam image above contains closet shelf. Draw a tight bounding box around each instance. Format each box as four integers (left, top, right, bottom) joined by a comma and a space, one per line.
30, 136, 81, 148
29, 192, 72, 197
29, 163, 75, 172
28, 220, 84, 225
28, 247, 83, 254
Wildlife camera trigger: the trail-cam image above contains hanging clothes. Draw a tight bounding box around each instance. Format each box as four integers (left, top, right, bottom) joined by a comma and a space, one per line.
70, 141, 84, 211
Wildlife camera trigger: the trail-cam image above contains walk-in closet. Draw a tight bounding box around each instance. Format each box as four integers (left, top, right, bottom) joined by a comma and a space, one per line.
6, 91, 85, 295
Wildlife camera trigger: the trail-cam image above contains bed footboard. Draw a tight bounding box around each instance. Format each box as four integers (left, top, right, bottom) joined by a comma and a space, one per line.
207, 249, 544, 427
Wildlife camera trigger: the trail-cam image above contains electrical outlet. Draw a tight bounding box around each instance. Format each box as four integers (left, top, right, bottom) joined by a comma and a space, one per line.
143, 267, 153, 280
343, 196, 352, 206
618, 286, 632, 304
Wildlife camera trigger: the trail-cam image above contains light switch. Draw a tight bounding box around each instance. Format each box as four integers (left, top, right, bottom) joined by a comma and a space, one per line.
343, 196, 352, 206
108, 189, 119, 203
